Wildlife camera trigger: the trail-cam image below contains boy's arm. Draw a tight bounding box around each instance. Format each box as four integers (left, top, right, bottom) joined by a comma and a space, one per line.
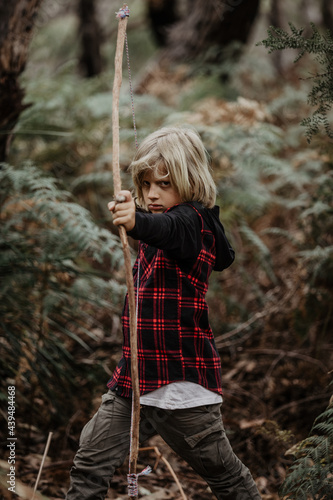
128, 208, 202, 260
108, 191, 200, 259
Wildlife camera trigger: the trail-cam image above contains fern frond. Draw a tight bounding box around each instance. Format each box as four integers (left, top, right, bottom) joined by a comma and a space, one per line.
298, 245, 333, 262
71, 171, 114, 194
240, 224, 277, 284
260, 227, 301, 246
0, 163, 126, 422
301, 201, 332, 219
281, 401, 333, 499
259, 23, 333, 141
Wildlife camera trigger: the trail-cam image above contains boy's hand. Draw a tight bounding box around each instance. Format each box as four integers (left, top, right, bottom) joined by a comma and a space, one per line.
108, 190, 136, 232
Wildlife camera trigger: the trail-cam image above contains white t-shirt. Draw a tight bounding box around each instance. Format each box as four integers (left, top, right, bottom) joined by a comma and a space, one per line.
140, 381, 222, 410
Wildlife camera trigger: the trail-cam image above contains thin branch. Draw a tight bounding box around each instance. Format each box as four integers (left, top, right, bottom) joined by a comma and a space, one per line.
31, 431, 53, 500
215, 308, 278, 349
271, 394, 330, 418
139, 446, 187, 499
247, 348, 328, 372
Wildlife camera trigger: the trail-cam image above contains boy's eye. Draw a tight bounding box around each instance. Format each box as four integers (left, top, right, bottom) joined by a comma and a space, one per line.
160, 181, 170, 187
142, 180, 150, 187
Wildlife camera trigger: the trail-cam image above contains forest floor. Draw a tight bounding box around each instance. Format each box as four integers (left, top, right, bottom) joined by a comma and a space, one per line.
4, 319, 331, 500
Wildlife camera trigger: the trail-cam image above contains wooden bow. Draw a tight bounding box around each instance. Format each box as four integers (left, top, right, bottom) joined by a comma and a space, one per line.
112, 4, 140, 490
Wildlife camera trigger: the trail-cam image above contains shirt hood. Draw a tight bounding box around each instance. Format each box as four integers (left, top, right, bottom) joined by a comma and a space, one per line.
193, 203, 235, 272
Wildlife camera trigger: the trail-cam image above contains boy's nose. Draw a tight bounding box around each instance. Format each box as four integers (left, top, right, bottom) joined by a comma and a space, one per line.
148, 186, 158, 199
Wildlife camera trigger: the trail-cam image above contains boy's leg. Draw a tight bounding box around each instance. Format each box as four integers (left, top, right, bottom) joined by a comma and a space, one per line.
141, 404, 261, 500
66, 391, 131, 500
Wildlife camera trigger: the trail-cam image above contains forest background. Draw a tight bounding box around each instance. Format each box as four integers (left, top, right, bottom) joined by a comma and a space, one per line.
0, 0, 332, 499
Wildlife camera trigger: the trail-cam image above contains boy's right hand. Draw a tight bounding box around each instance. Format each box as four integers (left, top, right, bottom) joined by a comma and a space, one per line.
108, 190, 136, 232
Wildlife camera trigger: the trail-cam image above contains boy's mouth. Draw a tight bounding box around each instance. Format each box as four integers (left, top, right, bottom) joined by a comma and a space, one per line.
148, 204, 164, 212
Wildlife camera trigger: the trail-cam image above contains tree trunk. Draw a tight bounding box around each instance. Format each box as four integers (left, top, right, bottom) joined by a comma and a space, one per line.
147, 0, 180, 46
162, 0, 261, 63
78, 0, 102, 77
321, 0, 333, 32
268, 0, 284, 74
0, 0, 42, 162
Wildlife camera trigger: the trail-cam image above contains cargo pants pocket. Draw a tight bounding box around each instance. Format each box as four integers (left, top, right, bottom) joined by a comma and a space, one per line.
79, 391, 123, 450
184, 417, 225, 476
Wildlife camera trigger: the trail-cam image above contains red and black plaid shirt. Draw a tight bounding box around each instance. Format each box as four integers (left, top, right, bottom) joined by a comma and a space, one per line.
107, 202, 234, 398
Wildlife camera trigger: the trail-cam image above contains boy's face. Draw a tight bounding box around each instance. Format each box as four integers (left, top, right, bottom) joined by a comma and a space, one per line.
142, 169, 182, 213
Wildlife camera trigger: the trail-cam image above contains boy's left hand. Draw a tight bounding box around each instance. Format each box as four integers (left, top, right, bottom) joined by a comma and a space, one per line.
108, 190, 136, 232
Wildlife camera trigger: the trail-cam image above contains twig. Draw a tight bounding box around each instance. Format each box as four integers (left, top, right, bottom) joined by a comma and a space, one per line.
31, 431, 53, 500
214, 308, 278, 349
63, 409, 82, 452
247, 348, 328, 372
215, 288, 297, 349
139, 446, 187, 499
271, 394, 330, 417
161, 456, 187, 500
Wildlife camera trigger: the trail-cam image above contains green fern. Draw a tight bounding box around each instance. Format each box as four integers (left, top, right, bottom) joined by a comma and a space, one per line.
240, 224, 277, 284
298, 246, 333, 285
281, 400, 333, 499
259, 22, 333, 142
0, 163, 126, 423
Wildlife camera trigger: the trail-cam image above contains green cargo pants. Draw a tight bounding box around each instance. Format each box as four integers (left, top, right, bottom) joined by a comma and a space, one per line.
66, 390, 261, 500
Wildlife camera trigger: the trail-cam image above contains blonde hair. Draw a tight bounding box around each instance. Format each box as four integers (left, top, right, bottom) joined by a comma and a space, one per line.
130, 127, 216, 209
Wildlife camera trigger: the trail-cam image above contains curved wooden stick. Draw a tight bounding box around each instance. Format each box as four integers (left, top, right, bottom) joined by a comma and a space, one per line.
112, 5, 140, 490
